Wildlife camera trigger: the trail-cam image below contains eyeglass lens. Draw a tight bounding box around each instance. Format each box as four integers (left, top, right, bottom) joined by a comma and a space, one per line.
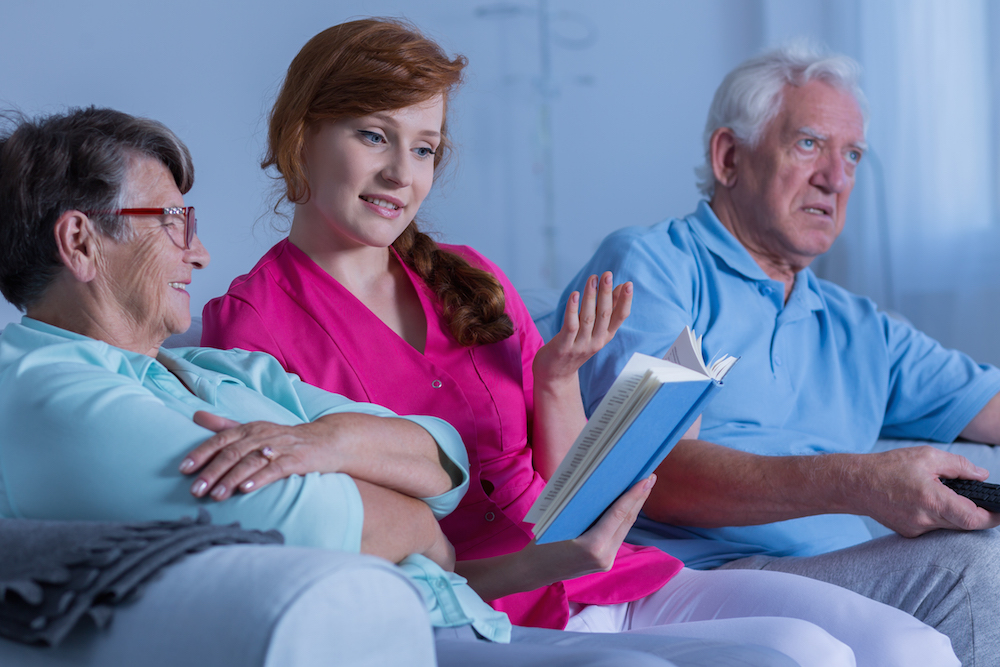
185, 207, 197, 248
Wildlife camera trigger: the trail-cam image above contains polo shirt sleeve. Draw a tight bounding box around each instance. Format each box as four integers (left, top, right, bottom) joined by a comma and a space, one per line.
880, 312, 1000, 442
559, 227, 699, 415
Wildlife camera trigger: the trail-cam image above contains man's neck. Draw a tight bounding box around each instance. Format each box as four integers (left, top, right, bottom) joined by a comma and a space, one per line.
709, 196, 803, 303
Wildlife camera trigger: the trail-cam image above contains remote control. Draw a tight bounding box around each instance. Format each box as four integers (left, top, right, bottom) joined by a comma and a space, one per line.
940, 478, 1000, 513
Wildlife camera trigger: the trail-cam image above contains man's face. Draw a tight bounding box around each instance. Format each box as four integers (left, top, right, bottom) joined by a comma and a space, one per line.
725, 80, 866, 271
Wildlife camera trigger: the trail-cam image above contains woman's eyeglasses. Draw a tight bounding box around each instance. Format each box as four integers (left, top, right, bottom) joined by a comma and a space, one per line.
84, 207, 197, 249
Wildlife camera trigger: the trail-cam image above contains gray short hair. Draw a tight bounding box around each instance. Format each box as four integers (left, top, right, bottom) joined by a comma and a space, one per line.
695, 41, 869, 198
0, 107, 194, 310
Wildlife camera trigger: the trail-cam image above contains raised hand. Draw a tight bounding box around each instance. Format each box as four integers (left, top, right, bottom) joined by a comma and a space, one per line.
533, 271, 632, 384
530, 272, 633, 479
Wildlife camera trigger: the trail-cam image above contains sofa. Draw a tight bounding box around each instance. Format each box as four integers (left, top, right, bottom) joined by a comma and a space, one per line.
0, 545, 435, 666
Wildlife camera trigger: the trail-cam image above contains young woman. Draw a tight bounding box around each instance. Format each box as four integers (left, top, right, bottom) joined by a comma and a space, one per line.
198, 18, 957, 667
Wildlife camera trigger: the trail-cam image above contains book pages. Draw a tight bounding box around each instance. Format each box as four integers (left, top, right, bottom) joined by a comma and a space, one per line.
665, 326, 737, 381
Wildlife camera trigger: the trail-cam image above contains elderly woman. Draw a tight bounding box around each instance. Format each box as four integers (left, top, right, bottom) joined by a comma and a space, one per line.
0, 107, 812, 667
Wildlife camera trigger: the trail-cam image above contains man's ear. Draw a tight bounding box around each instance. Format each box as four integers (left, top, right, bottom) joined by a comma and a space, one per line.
709, 127, 740, 189
52, 210, 102, 283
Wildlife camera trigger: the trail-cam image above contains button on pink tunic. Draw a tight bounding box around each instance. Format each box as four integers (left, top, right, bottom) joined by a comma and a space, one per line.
202, 239, 682, 629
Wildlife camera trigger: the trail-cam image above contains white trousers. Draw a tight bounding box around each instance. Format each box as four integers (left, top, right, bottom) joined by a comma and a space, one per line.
564, 567, 958, 667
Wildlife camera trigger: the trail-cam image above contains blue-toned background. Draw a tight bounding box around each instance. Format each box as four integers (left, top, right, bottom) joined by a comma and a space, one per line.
5, 0, 1000, 364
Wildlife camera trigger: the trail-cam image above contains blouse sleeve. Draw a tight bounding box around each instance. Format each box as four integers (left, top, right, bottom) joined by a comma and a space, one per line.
0, 351, 361, 551
290, 374, 471, 518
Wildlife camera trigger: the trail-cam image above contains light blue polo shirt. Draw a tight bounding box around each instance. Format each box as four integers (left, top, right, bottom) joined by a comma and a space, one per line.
560, 201, 1000, 568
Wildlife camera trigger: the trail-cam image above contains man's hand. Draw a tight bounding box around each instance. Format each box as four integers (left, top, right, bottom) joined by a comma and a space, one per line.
851, 446, 1000, 536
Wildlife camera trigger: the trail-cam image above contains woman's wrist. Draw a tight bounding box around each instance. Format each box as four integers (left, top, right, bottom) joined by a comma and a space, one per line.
532, 370, 581, 400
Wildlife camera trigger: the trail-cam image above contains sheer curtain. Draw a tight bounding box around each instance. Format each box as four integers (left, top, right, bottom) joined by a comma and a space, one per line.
797, 0, 1000, 364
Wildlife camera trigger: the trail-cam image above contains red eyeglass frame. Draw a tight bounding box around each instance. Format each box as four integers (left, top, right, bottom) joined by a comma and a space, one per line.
84, 207, 197, 249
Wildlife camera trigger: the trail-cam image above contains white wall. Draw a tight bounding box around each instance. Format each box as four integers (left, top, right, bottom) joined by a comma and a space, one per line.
1, 0, 772, 329
7, 0, 999, 367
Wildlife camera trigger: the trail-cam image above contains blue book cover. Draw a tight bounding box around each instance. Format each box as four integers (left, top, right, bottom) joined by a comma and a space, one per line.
534, 377, 720, 544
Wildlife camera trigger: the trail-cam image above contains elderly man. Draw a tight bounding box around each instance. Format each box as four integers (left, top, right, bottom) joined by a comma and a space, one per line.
561, 44, 1000, 665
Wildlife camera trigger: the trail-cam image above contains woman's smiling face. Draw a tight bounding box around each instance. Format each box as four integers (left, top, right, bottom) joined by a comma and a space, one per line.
295, 96, 445, 252
99, 156, 210, 351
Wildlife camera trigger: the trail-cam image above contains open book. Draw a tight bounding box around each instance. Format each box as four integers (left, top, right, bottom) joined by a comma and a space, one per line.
525, 326, 737, 544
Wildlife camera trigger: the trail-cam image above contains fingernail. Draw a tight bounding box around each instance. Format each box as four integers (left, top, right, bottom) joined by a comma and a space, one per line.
589, 276, 597, 289
603, 273, 612, 284
240, 480, 255, 492
179, 458, 195, 473
191, 479, 208, 496
977, 466, 989, 476
625, 282, 633, 293
646, 474, 657, 489
210, 485, 227, 500
572, 292, 579, 304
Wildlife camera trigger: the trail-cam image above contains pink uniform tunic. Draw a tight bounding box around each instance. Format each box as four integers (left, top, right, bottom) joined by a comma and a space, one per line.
202, 239, 682, 629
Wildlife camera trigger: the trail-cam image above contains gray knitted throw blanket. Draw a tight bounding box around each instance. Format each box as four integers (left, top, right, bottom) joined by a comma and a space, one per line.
0, 510, 282, 646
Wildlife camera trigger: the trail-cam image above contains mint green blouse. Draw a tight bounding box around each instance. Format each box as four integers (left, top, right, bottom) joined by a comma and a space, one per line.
0, 317, 510, 641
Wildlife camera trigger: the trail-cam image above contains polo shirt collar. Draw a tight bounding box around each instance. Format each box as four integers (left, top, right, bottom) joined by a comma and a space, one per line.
788, 268, 825, 314
687, 201, 825, 314
688, 200, 772, 282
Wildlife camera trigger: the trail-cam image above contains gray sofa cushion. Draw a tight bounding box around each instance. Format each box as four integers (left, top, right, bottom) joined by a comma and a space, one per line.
0, 545, 436, 667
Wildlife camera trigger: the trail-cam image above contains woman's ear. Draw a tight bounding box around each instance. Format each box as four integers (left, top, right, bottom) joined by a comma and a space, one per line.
52, 210, 102, 283
709, 127, 740, 190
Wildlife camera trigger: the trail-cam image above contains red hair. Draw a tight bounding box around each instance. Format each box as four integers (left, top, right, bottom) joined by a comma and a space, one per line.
265, 18, 513, 346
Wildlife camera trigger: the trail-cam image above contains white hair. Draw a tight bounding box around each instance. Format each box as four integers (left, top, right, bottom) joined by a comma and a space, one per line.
695, 41, 870, 198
